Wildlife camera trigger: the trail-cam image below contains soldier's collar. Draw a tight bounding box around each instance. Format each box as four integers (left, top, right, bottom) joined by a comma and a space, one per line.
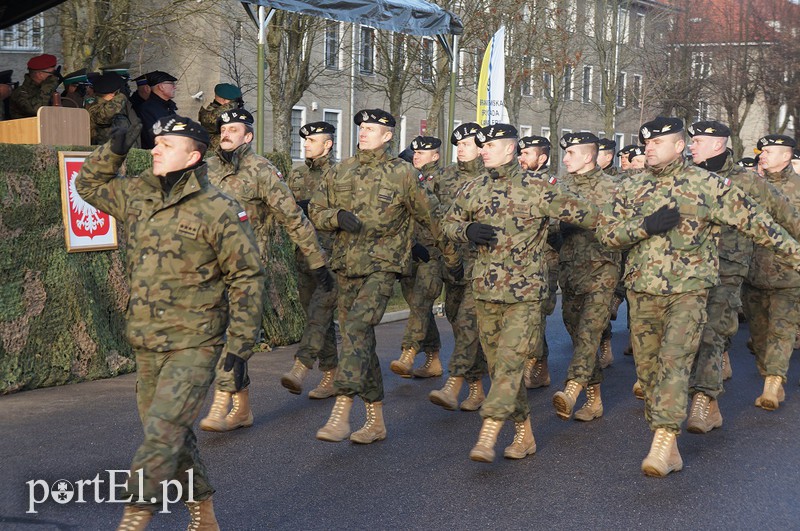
306, 152, 332, 170
458, 156, 483, 174
421, 160, 440, 175
647, 155, 685, 176
356, 144, 390, 164
697, 150, 729, 173
765, 163, 795, 182
487, 159, 520, 180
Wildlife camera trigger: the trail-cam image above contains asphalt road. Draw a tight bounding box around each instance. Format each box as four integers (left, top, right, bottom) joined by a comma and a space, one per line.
2, 299, 799, 530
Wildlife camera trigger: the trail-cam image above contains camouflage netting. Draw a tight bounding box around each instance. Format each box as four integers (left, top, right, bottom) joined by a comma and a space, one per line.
0, 144, 304, 394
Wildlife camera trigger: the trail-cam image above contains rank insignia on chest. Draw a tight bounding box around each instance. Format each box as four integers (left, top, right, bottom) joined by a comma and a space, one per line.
548, 175, 557, 185
238, 211, 248, 222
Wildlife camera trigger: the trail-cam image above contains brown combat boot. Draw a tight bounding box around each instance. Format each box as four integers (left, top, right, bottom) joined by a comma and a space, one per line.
199, 389, 231, 432
469, 417, 504, 463
350, 401, 387, 444
225, 388, 254, 430
722, 351, 732, 380
574, 384, 603, 421
598, 338, 613, 369
610, 294, 623, 321
687, 392, 723, 434
429, 376, 464, 410
390, 346, 417, 377
503, 417, 537, 459
308, 369, 336, 399
280, 359, 310, 394
413, 350, 443, 378
316, 395, 353, 442
185, 496, 220, 531
460, 379, 486, 411
525, 358, 550, 389
641, 428, 683, 477
117, 505, 153, 531
552, 379, 583, 420
755, 375, 785, 411
523, 358, 536, 388
632, 380, 645, 400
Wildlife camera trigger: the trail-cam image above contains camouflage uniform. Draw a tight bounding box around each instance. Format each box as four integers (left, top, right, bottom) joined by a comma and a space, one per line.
198, 100, 240, 153
443, 160, 599, 421
285, 153, 338, 371
309, 145, 455, 402
9, 73, 59, 119
597, 157, 800, 433
558, 166, 622, 386
75, 142, 266, 506
206, 143, 327, 391
437, 157, 487, 382
85, 92, 142, 146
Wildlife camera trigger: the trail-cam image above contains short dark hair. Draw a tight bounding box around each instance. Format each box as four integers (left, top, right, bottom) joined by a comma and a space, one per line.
193, 140, 208, 158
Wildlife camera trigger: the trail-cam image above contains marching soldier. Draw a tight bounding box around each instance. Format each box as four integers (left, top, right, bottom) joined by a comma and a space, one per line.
198, 83, 243, 152
199, 109, 333, 432
9, 54, 60, 119
76, 116, 266, 529
597, 117, 800, 477
597, 138, 617, 175
281, 121, 340, 398
443, 124, 600, 462
85, 73, 142, 147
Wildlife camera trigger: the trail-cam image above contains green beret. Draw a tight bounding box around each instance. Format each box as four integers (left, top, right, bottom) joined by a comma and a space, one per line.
214, 83, 242, 100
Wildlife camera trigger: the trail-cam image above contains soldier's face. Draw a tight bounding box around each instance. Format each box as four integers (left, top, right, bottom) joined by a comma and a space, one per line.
629, 155, 646, 169
31, 68, 55, 84
303, 134, 332, 160
759, 146, 792, 174
562, 145, 596, 174
620, 156, 631, 170
597, 150, 614, 168
412, 150, 439, 170
456, 137, 480, 162
151, 135, 202, 177
644, 134, 684, 169
481, 139, 515, 168
358, 123, 392, 151
219, 123, 253, 151
689, 135, 725, 164
518, 147, 541, 171
156, 81, 176, 100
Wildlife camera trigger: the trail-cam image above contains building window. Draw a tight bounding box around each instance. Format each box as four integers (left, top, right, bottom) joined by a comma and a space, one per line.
585, 0, 595, 37
360, 26, 375, 75
619, 8, 630, 44
325, 21, 340, 70
541, 127, 551, 140
616, 71, 626, 107
582, 65, 593, 104
542, 60, 553, 99
520, 125, 533, 138
546, 0, 557, 29
566, 0, 577, 32
691, 52, 710, 79
563, 65, 573, 101
421, 38, 435, 84
451, 119, 462, 162
632, 74, 642, 108
291, 107, 306, 160
0, 15, 44, 51
522, 56, 534, 96
604, 6, 614, 41
322, 109, 342, 161
635, 13, 646, 48
697, 101, 710, 122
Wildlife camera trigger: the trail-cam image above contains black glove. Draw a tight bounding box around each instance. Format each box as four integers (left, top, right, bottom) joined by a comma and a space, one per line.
546, 229, 563, 251
644, 205, 681, 235
466, 222, 497, 246
559, 221, 582, 238
109, 123, 136, 156
411, 243, 430, 263
337, 210, 362, 233
297, 199, 310, 217
449, 263, 464, 282
223, 353, 247, 391
313, 266, 335, 292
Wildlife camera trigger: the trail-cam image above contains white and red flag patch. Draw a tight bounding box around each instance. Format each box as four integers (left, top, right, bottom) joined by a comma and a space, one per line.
238, 211, 248, 222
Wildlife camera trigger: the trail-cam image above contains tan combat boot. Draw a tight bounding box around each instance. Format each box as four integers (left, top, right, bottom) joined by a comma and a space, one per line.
429, 376, 464, 410
632, 380, 645, 400
641, 428, 683, 477
526, 358, 550, 389
755, 375, 785, 411
199, 389, 232, 432
316, 395, 353, 442
413, 350, 443, 378
523, 358, 536, 388
687, 392, 723, 434
389, 346, 417, 377
225, 388, 254, 430
598, 338, 613, 369
503, 417, 537, 459
460, 379, 486, 411
350, 400, 387, 444
610, 294, 623, 321
185, 496, 220, 531
116, 505, 153, 531
469, 417, 504, 462
308, 369, 336, 399
280, 359, 310, 394
552, 380, 583, 420
574, 384, 603, 421
722, 351, 732, 380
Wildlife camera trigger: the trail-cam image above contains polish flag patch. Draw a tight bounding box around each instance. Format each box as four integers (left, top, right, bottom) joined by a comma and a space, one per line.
548, 175, 557, 185
238, 211, 248, 222
723, 177, 731, 187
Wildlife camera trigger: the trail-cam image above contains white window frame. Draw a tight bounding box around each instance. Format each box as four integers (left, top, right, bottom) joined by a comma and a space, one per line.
567, 0, 577, 32
421, 37, 436, 84
636, 13, 646, 48
616, 71, 627, 107
0, 15, 44, 52
291, 106, 307, 161
522, 56, 534, 97
399, 115, 408, 151
632, 74, 642, 108
324, 21, 342, 70
582, 65, 593, 104
541, 127, 551, 141
322, 108, 342, 161
585, 0, 595, 37
359, 25, 376, 76
563, 65, 574, 101
619, 8, 630, 44
520, 125, 533, 138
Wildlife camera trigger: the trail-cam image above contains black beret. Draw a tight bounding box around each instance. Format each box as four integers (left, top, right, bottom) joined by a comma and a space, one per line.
639, 116, 684, 144
598, 138, 616, 151
737, 157, 756, 168
91, 73, 125, 95
217, 108, 254, 130
756, 134, 796, 151
299, 121, 335, 138
153, 115, 210, 146
560, 131, 600, 149
628, 146, 645, 162
518, 135, 551, 150
411, 136, 441, 151
0, 70, 13, 84
617, 144, 637, 157
147, 71, 177, 86
474, 124, 518, 147
793, 149, 800, 161
354, 108, 396, 128
687, 120, 730, 138
451, 122, 481, 145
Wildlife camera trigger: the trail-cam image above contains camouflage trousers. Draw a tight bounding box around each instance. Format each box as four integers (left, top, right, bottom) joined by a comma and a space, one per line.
212, 346, 251, 393
476, 299, 542, 422
444, 280, 487, 382
628, 290, 708, 433
527, 255, 558, 362
690, 275, 743, 398
295, 259, 339, 371
400, 256, 443, 352
741, 284, 800, 381
561, 285, 616, 386
334, 271, 394, 403
125, 345, 220, 506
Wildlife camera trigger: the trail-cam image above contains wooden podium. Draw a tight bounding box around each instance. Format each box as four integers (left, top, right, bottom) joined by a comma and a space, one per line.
0, 106, 91, 146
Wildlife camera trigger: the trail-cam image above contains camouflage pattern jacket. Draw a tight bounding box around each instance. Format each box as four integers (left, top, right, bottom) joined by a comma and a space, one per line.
443, 160, 598, 304
413, 160, 444, 258
286, 153, 336, 253
9, 73, 59, 119
438, 157, 484, 281
747, 164, 800, 289
597, 157, 800, 295
310, 145, 457, 278
74, 142, 266, 360
85, 93, 142, 146
198, 100, 239, 152
206, 143, 326, 271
